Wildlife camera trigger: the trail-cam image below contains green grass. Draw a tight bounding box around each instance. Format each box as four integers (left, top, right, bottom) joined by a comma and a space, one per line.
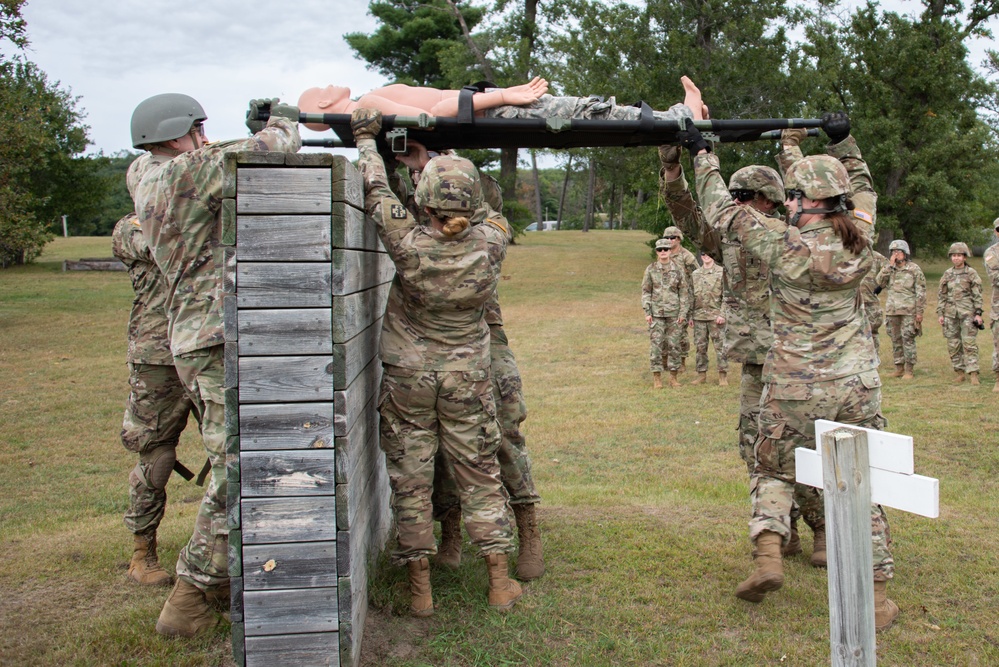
1, 235, 997, 666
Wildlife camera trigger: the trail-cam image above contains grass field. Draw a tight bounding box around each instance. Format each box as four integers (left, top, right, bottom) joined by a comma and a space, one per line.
1, 234, 997, 666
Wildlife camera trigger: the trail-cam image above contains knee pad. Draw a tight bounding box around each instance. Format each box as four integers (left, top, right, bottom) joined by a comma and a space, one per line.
140, 446, 177, 492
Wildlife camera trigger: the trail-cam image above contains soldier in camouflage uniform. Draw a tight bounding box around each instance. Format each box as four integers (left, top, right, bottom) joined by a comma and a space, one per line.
668, 229, 699, 372
352, 109, 522, 616
130, 93, 301, 637
642, 234, 693, 388
983, 219, 999, 393
690, 252, 728, 385
863, 250, 888, 363
112, 207, 198, 589
684, 105, 897, 630
877, 239, 926, 379
937, 242, 984, 384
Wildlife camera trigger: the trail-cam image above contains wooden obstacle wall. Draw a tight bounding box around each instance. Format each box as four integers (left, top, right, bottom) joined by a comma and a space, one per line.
222, 152, 394, 667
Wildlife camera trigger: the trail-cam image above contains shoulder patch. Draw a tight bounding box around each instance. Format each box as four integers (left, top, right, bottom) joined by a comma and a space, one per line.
390, 203, 408, 220
853, 209, 874, 224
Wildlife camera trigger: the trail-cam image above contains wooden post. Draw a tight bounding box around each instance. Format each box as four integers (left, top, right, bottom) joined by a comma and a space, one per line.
821, 428, 876, 667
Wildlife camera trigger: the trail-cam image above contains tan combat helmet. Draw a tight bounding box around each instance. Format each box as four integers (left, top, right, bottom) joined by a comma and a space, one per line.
948, 242, 971, 257
728, 165, 784, 205
888, 239, 911, 257
415, 155, 483, 215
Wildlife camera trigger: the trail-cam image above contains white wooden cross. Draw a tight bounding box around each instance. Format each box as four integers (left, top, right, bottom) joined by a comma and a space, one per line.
795, 420, 939, 667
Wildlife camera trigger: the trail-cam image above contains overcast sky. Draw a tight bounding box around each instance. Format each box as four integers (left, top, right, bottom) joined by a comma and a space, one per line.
13, 0, 998, 158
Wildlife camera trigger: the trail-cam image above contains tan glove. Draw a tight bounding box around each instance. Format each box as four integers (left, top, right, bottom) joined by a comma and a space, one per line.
351, 108, 383, 140
658, 144, 682, 170
780, 128, 808, 149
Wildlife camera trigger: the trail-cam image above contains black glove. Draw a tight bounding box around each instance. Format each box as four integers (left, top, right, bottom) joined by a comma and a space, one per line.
873, 286, 883, 296
677, 118, 710, 158
246, 98, 278, 134
351, 108, 383, 140
822, 112, 851, 144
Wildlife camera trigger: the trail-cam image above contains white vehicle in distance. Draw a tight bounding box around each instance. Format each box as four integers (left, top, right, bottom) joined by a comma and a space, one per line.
525, 220, 558, 231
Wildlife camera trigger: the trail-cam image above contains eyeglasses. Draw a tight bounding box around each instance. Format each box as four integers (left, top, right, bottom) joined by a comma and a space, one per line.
656, 248, 671, 252
191, 122, 206, 138
663, 236, 679, 240
785, 189, 804, 200
730, 189, 756, 203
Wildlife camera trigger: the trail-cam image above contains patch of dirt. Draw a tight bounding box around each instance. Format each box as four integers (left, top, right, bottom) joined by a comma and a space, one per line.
359, 602, 433, 666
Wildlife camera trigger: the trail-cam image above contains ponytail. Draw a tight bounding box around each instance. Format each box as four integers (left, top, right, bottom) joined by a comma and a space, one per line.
439, 215, 470, 237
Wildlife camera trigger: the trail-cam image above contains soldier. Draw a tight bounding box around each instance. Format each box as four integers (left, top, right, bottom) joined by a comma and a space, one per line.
690, 252, 728, 385
863, 250, 888, 363
877, 240, 926, 379
937, 242, 984, 384
669, 228, 699, 373
642, 235, 693, 388
129, 93, 301, 637
683, 93, 898, 630
352, 109, 522, 616
984, 219, 999, 393
112, 208, 198, 588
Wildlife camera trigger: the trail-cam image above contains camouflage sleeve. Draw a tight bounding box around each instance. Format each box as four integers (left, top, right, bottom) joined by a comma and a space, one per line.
659, 166, 721, 260
827, 136, 877, 233
985, 248, 999, 287
937, 272, 948, 316
641, 265, 653, 315
915, 266, 926, 315
972, 269, 984, 315
876, 264, 892, 288
693, 153, 808, 274
355, 136, 419, 261
776, 145, 804, 178
111, 213, 144, 264
679, 266, 693, 321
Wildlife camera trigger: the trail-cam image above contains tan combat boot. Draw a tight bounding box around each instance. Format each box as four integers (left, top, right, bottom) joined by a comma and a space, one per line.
407, 558, 434, 617
903, 363, 914, 380
436, 507, 462, 569
155, 579, 218, 638
667, 371, 681, 388
485, 553, 523, 611
874, 579, 900, 631
204, 581, 230, 612
718, 371, 728, 386
993, 380, 999, 393
810, 526, 827, 568
890, 364, 904, 378
653, 372, 663, 389
954, 369, 966, 384
691, 371, 707, 385
128, 533, 173, 587
735, 532, 784, 603
679, 358, 687, 374
782, 520, 802, 558
513, 504, 545, 580
969, 371, 980, 386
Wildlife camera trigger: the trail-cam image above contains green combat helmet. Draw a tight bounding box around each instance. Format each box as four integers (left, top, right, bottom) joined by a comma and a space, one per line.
728, 165, 784, 205
415, 155, 483, 215
662, 226, 682, 239
888, 239, 911, 256
784, 155, 850, 200
655, 238, 672, 250
948, 242, 971, 257
131, 93, 207, 148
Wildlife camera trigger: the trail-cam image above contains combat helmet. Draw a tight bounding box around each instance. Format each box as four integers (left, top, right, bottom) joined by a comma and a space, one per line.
948, 242, 971, 257
993, 217, 999, 231
131, 94, 207, 149
728, 165, 784, 205
655, 238, 672, 250
415, 155, 482, 215
784, 155, 850, 200
662, 226, 682, 239
888, 239, 911, 256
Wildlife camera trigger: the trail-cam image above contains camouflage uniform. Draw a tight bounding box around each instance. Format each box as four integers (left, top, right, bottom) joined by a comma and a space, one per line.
642, 256, 692, 373
112, 212, 197, 537
862, 251, 888, 362
484, 95, 692, 124
675, 246, 698, 363
356, 142, 514, 564
131, 118, 301, 590
694, 146, 893, 580
937, 264, 983, 373
984, 243, 999, 375
876, 260, 927, 367
691, 263, 728, 373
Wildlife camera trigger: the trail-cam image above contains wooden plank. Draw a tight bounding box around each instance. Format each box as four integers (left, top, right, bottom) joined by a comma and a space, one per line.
332, 202, 380, 251
223, 154, 237, 199
338, 619, 354, 667
340, 422, 381, 530
243, 588, 339, 637
231, 621, 245, 666
231, 575, 244, 623
244, 633, 339, 667
243, 541, 337, 590
237, 309, 332, 356
284, 152, 336, 167
239, 403, 333, 450
227, 478, 241, 531
224, 341, 239, 389
815, 420, 913, 474
236, 152, 287, 165
236, 215, 332, 262
334, 358, 381, 437
224, 295, 238, 342
225, 388, 239, 435
333, 282, 390, 343
332, 249, 394, 296
821, 429, 876, 667
221, 198, 237, 246
236, 263, 332, 308
238, 355, 334, 404
227, 435, 240, 457
240, 450, 336, 497
333, 318, 381, 389
223, 247, 237, 293
237, 168, 332, 214
241, 496, 337, 544
334, 394, 376, 485
336, 530, 351, 575
331, 157, 363, 209
228, 528, 242, 577
62, 259, 126, 271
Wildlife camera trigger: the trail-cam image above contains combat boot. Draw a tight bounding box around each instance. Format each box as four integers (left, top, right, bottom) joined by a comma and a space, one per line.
954, 369, 966, 384
782, 520, 802, 558
810, 527, 827, 568
890, 364, 904, 378
679, 358, 687, 374
128, 533, 173, 587
691, 371, 707, 385
903, 363, 914, 380
436, 507, 462, 569
735, 532, 784, 603
407, 558, 434, 617
513, 503, 545, 580
667, 371, 681, 388
205, 581, 230, 612
155, 579, 218, 638
485, 553, 522, 611
874, 579, 900, 631
652, 372, 663, 389
969, 371, 980, 386
718, 371, 728, 387
993, 380, 999, 393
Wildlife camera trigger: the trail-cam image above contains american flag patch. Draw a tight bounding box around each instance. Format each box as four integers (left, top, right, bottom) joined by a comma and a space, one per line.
853, 210, 873, 224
